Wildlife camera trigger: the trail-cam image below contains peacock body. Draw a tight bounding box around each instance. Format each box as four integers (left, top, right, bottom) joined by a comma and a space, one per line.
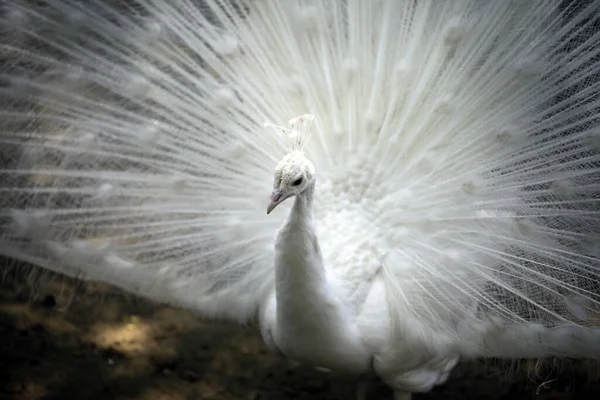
1, 0, 600, 398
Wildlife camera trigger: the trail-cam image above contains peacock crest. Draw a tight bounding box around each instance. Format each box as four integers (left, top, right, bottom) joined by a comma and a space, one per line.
265, 113, 315, 153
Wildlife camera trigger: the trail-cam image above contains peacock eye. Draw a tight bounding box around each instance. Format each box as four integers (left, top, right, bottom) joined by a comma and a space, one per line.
292, 177, 303, 186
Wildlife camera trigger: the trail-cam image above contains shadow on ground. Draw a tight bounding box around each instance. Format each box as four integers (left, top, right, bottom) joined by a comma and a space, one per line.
0, 267, 599, 400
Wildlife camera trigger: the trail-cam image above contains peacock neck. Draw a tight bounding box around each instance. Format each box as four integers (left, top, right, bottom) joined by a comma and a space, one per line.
271, 178, 371, 373
274, 177, 328, 315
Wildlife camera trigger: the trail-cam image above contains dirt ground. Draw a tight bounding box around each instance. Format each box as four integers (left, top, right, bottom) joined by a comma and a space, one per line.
1, 268, 599, 400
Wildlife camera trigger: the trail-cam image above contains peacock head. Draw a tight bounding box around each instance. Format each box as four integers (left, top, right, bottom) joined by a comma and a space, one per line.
266, 114, 316, 214
267, 151, 315, 214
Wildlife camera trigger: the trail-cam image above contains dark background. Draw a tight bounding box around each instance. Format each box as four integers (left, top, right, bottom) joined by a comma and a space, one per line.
0, 263, 599, 400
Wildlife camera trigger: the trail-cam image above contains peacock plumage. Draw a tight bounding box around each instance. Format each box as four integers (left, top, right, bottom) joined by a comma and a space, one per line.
1, 0, 600, 398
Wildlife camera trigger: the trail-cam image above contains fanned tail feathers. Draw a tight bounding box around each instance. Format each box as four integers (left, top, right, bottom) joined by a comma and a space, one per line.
0, 0, 599, 359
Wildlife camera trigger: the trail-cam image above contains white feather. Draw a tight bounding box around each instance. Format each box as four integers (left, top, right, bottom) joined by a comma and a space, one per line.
1, 0, 600, 397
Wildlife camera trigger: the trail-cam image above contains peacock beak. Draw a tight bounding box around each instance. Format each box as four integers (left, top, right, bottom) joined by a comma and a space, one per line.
267, 189, 284, 214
